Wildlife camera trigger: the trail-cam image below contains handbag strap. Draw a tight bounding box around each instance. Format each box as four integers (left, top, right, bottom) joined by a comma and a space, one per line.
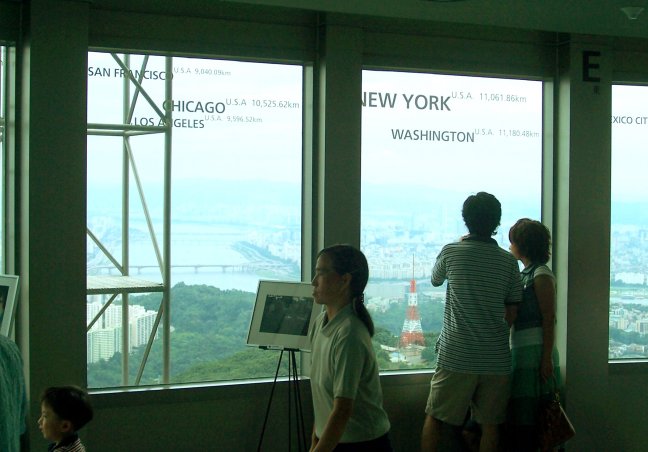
541, 375, 560, 395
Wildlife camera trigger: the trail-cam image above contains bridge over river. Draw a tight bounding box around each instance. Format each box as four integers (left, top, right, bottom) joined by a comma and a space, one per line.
89, 262, 294, 275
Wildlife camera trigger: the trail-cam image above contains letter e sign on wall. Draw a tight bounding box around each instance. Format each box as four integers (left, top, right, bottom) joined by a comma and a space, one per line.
583, 51, 601, 82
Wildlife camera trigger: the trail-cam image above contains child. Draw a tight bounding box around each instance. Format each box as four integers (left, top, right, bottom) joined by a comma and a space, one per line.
38, 386, 93, 452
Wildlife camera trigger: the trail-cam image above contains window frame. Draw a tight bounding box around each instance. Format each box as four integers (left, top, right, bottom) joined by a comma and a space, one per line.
86, 50, 312, 389
609, 81, 648, 364
358, 66, 551, 373
1, 44, 18, 288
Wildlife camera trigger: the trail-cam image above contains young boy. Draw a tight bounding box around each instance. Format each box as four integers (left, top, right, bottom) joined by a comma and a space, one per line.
38, 386, 93, 452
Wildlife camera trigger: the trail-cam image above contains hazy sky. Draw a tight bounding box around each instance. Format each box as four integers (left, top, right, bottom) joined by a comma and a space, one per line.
87, 53, 303, 185
361, 70, 543, 203
612, 84, 648, 202
87, 52, 648, 222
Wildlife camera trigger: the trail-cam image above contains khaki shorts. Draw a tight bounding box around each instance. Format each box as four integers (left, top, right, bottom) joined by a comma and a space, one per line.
425, 368, 511, 426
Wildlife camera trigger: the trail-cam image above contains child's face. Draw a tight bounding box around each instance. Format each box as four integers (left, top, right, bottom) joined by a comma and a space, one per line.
38, 403, 70, 443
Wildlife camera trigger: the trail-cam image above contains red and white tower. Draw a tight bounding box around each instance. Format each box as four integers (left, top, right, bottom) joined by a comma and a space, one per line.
400, 260, 425, 348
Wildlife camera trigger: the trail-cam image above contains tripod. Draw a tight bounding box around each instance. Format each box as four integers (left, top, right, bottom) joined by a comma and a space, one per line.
257, 348, 308, 452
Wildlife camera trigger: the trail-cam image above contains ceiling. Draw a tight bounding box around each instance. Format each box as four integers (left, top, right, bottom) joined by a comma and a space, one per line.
91, 0, 648, 40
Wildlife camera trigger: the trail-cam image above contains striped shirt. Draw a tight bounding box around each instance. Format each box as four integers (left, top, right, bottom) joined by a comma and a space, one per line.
432, 237, 522, 374
48, 434, 86, 452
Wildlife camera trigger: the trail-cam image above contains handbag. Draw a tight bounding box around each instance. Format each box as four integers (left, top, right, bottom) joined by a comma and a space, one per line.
537, 377, 576, 450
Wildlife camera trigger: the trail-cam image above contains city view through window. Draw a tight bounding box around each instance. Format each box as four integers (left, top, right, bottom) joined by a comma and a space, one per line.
610, 84, 648, 360
87, 53, 303, 387
361, 70, 543, 369
85, 54, 645, 389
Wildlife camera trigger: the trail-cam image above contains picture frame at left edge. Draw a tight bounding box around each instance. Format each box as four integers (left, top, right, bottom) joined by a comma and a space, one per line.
0, 274, 20, 337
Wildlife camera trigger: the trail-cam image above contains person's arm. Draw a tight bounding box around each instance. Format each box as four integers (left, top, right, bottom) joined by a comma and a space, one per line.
310, 423, 318, 451
505, 262, 523, 327
505, 304, 518, 327
535, 274, 556, 382
431, 248, 447, 287
311, 397, 354, 452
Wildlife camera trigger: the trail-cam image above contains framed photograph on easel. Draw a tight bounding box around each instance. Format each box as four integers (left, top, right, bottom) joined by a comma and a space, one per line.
0, 274, 19, 337
246, 280, 322, 352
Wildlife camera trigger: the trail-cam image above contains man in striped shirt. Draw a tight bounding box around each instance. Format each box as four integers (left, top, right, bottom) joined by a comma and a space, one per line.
421, 192, 522, 452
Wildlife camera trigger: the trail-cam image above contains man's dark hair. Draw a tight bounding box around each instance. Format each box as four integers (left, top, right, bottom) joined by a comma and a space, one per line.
41, 385, 93, 431
462, 192, 502, 237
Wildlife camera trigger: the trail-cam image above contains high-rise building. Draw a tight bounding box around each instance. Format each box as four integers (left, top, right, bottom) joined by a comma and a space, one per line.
637, 318, 648, 334
87, 301, 158, 363
87, 325, 122, 364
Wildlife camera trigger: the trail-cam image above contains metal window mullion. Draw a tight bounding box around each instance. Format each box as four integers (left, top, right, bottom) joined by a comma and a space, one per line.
2, 46, 17, 278
300, 63, 314, 378
126, 55, 150, 124
121, 54, 131, 386
86, 227, 124, 273
88, 123, 166, 134
87, 292, 119, 331
124, 139, 163, 274
134, 299, 164, 385
1, 46, 6, 272
162, 56, 173, 384
111, 53, 166, 121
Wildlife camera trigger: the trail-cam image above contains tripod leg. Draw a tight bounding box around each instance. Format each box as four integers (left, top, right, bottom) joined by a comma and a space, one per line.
288, 351, 292, 452
257, 349, 284, 452
291, 350, 308, 452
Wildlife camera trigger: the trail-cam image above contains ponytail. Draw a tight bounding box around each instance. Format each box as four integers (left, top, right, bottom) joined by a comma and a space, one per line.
352, 294, 375, 337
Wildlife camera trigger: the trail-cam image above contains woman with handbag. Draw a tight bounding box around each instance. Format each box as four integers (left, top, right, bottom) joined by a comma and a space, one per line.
506, 219, 565, 451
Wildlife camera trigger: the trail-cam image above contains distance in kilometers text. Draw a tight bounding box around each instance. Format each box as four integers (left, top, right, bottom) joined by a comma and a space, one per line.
479, 93, 528, 103
474, 128, 540, 138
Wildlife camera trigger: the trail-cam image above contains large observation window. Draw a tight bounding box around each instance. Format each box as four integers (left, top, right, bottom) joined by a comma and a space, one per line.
610, 84, 648, 360
87, 52, 303, 388
361, 70, 543, 370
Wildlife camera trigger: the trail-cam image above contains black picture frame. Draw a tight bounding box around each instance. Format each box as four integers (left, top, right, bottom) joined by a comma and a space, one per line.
246, 280, 321, 351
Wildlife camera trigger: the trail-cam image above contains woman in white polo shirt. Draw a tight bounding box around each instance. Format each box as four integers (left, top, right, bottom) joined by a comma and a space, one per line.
309, 244, 392, 452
